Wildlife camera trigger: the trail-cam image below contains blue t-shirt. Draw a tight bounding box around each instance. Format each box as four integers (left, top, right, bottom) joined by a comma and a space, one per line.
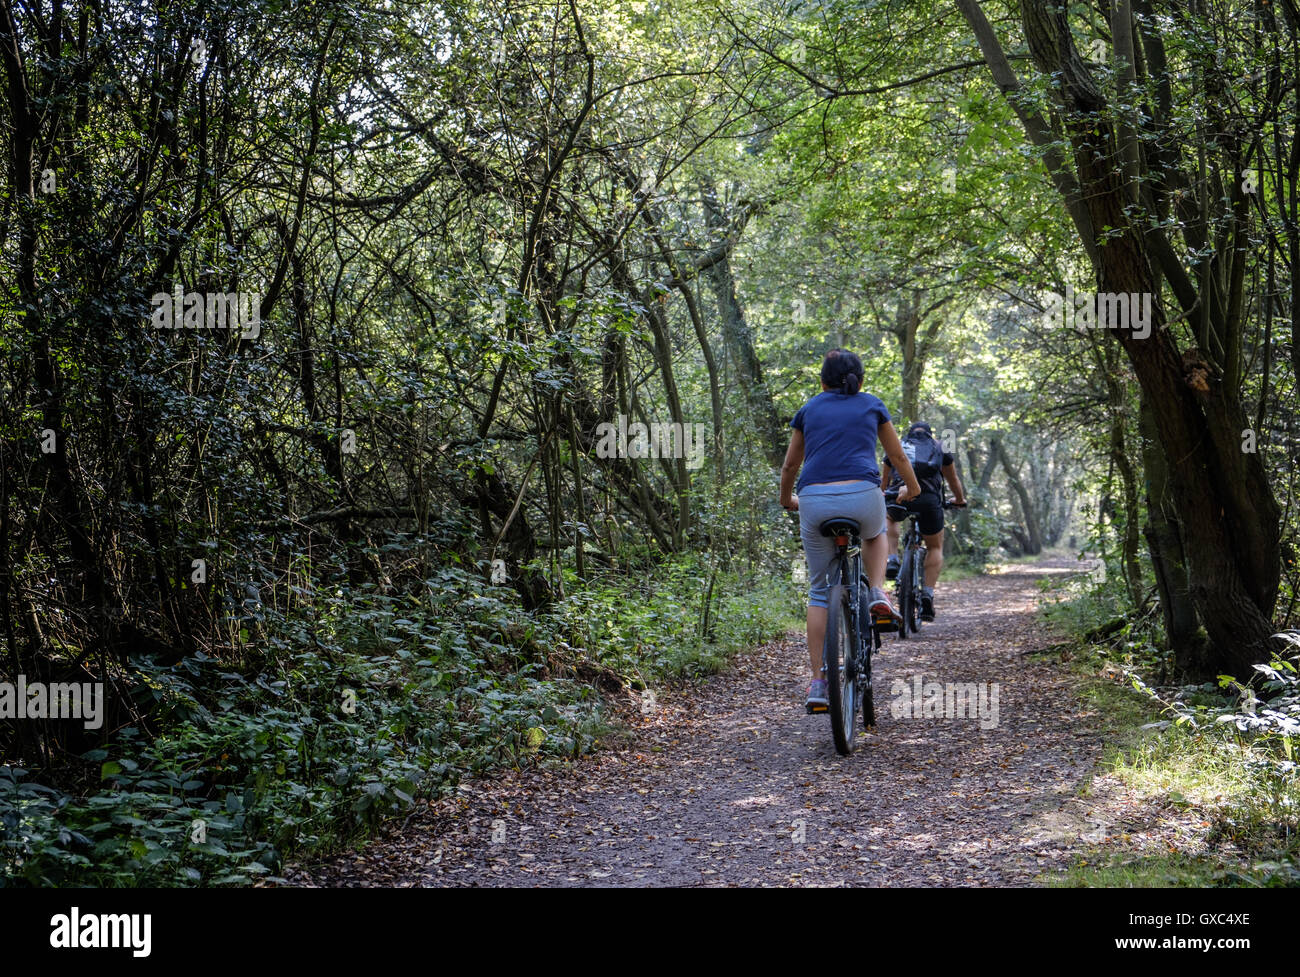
790, 391, 892, 492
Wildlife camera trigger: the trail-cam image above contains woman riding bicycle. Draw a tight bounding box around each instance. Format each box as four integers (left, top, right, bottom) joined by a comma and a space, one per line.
779, 349, 921, 712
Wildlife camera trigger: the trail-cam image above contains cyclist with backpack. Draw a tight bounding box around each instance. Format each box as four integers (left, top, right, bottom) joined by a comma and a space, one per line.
780, 349, 922, 712
880, 422, 967, 621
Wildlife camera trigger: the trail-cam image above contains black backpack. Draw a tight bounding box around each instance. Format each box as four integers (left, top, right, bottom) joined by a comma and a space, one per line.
900, 432, 945, 493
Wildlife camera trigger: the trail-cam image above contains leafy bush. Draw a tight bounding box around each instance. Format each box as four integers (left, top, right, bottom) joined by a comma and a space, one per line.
1129, 635, 1299, 784
1081, 635, 1300, 879
1, 551, 793, 886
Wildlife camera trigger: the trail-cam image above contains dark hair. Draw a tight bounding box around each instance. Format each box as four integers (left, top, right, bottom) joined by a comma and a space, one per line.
908, 421, 933, 437
821, 348, 863, 396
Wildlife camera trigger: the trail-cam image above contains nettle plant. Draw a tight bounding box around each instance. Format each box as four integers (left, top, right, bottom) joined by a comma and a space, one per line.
1198, 638, 1298, 745
1131, 633, 1300, 772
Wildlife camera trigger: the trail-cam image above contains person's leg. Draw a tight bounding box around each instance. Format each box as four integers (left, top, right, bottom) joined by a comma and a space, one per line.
798, 503, 836, 683
858, 487, 896, 615
864, 530, 888, 589
922, 529, 945, 589
912, 499, 945, 620
885, 516, 901, 553
913, 499, 944, 589
883, 513, 901, 579
806, 605, 826, 678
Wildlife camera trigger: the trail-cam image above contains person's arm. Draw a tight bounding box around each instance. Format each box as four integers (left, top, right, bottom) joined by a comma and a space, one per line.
878, 421, 921, 501
943, 461, 967, 506
880, 458, 895, 496
780, 429, 804, 510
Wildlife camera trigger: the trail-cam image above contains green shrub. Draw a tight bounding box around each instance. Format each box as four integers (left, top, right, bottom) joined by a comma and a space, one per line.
1, 551, 794, 886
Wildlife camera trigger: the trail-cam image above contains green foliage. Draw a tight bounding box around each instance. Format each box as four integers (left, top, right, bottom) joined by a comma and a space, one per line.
1052, 851, 1300, 888
1051, 599, 1300, 887
1127, 637, 1300, 796
4, 0, 1298, 893
0, 552, 792, 886
1037, 561, 1131, 644
557, 552, 797, 683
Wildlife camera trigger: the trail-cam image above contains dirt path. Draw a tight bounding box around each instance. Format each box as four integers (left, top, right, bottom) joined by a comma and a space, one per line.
288, 557, 1113, 887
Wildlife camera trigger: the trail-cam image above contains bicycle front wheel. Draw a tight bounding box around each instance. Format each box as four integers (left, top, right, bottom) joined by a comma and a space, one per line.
897, 549, 914, 640
910, 547, 925, 634
904, 550, 925, 634
825, 583, 858, 755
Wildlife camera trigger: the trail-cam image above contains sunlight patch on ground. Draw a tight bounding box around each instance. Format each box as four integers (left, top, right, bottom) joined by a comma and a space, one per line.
986, 561, 1092, 577
731, 793, 781, 809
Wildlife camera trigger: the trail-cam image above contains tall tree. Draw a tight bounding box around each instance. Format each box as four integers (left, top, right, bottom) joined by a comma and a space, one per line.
957, 0, 1283, 677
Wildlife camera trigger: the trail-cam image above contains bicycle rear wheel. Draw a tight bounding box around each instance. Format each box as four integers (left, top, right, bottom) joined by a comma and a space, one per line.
824, 583, 858, 755
860, 626, 876, 728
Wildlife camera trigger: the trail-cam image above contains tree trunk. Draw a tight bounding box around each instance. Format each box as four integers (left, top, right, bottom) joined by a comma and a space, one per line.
1139, 396, 1208, 674
1099, 347, 1143, 607
996, 440, 1042, 555
897, 290, 922, 423
701, 181, 787, 468
959, 0, 1283, 677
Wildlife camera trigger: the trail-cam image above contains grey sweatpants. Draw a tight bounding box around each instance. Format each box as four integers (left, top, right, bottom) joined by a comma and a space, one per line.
798, 481, 886, 608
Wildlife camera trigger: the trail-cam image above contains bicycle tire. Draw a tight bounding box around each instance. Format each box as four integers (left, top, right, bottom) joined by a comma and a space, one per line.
908, 546, 924, 634
897, 548, 913, 640
824, 583, 857, 755
861, 624, 876, 728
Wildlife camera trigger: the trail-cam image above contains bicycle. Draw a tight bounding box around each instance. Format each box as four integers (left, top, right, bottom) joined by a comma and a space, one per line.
807, 516, 893, 755
886, 498, 963, 639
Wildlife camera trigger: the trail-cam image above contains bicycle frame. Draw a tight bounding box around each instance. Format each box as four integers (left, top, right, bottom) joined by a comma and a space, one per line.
900, 514, 926, 565
829, 533, 863, 645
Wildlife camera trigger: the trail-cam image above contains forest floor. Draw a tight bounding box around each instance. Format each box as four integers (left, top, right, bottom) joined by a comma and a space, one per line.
286, 556, 1197, 887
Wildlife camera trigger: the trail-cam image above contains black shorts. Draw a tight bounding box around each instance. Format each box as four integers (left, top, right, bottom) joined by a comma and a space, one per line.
886, 492, 944, 536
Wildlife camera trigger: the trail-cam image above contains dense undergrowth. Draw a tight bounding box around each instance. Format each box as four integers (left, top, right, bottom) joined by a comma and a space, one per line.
1037, 559, 1300, 887
1, 550, 796, 887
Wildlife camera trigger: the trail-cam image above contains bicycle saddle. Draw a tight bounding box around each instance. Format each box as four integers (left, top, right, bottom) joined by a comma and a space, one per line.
818, 517, 860, 537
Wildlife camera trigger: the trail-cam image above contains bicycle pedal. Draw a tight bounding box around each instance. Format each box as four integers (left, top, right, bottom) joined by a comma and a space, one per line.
873, 614, 899, 632
806, 702, 828, 714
